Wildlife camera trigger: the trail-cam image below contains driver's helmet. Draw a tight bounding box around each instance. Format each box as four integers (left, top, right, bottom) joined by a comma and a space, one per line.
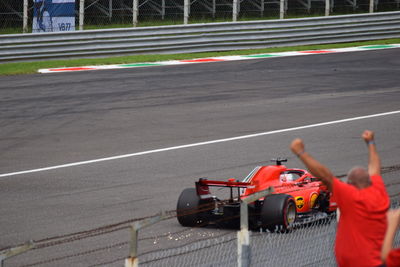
280, 173, 295, 182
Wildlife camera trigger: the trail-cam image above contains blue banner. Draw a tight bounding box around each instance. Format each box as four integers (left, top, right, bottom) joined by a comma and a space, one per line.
33, 0, 75, 33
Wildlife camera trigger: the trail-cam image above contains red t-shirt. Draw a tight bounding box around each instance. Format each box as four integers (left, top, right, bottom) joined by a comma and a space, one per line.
387, 248, 400, 267
332, 175, 389, 267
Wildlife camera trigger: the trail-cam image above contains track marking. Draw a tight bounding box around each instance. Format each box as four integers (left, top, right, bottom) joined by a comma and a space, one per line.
1, 110, 400, 178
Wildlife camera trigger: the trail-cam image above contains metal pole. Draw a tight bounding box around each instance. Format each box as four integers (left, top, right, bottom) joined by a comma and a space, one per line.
369, 0, 374, 13
79, 0, 84, 30
184, 0, 189, 25
279, 0, 285, 19
325, 0, 330, 16
125, 212, 169, 267
129, 226, 138, 258
233, 0, 238, 22
23, 0, 28, 33
237, 187, 274, 267
133, 0, 138, 27
238, 202, 250, 267
212, 0, 216, 19
109, 0, 113, 21
162, 0, 165, 20
261, 0, 265, 17
125, 226, 139, 267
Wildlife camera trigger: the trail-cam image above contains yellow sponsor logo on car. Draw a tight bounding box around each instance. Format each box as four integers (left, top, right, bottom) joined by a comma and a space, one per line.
310, 193, 319, 208
295, 196, 305, 209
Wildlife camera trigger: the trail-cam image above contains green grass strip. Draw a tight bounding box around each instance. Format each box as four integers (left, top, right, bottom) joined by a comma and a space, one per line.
0, 38, 399, 76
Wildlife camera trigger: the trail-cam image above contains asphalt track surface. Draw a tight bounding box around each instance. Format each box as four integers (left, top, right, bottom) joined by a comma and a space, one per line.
1, 48, 400, 265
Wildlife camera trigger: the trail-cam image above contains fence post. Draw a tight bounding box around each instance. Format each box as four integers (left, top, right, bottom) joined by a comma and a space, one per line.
125, 212, 169, 267
238, 202, 250, 267
184, 0, 189, 25
162, 0, 165, 20
261, 0, 265, 16
125, 226, 139, 267
133, 0, 138, 27
79, 0, 84, 30
212, 0, 216, 18
325, 0, 330, 16
237, 187, 274, 267
279, 0, 285, 19
369, 0, 374, 13
233, 0, 238, 22
0, 241, 34, 267
23, 0, 28, 33
108, 0, 113, 21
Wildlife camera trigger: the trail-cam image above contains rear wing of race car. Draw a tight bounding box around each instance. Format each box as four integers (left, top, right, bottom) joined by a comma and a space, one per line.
195, 178, 255, 201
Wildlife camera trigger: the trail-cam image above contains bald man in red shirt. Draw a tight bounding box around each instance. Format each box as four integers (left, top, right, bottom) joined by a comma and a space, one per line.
290, 130, 390, 267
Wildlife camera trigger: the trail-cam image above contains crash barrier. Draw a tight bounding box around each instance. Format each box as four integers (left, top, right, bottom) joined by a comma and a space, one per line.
2, 0, 400, 33
1, 11, 400, 63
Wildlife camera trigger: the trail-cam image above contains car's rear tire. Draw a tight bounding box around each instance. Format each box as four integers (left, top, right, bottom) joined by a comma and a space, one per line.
176, 188, 212, 227
260, 194, 296, 232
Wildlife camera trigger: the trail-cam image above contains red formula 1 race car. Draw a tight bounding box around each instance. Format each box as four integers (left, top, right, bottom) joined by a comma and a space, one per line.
176, 158, 337, 231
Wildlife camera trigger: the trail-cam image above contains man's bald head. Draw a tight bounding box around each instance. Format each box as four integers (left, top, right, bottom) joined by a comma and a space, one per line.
347, 166, 371, 189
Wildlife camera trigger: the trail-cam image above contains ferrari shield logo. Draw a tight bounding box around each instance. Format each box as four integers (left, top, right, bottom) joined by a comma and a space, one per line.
295, 196, 305, 209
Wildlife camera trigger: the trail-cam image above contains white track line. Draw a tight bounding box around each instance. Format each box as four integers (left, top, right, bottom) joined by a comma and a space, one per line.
1, 110, 400, 178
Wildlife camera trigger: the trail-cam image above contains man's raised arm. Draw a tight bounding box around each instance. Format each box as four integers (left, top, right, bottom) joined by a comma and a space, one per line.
290, 138, 334, 191
362, 130, 381, 176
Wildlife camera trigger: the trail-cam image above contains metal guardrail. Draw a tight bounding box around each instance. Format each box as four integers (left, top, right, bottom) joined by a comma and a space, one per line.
1, 11, 400, 63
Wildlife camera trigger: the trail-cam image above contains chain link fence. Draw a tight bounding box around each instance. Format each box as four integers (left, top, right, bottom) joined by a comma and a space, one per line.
0, 1, 26, 33
1, 0, 399, 34
2, 165, 400, 266
2, 204, 400, 267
